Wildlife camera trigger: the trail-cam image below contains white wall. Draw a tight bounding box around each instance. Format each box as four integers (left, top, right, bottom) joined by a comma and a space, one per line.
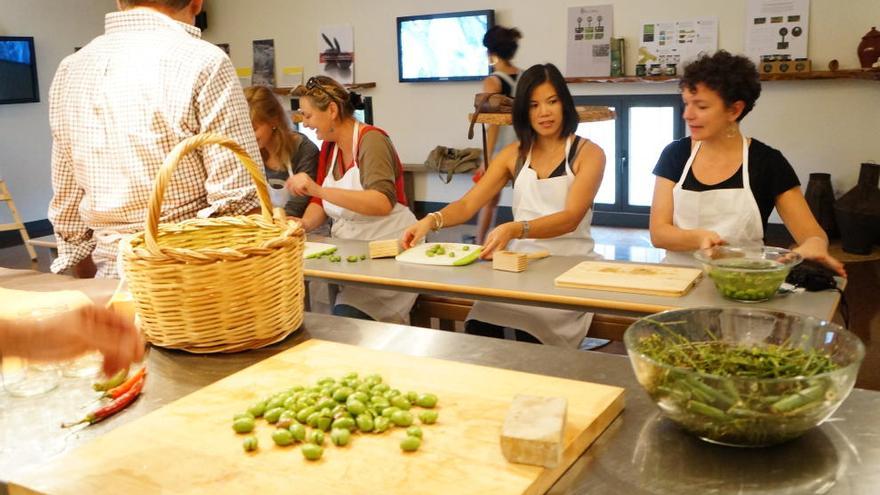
1, 0, 878, 223
0, 0, 116, 224
202, 0, 880, 211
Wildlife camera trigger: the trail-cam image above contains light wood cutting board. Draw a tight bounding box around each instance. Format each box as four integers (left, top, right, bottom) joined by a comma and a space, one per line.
8, 340, 624, 495
555, 260, 703, 297
303, 241, 337, 259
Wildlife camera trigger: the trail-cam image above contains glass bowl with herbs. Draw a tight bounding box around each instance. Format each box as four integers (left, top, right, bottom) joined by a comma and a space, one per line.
624, 307, 864, 447
694, 246, 803, 302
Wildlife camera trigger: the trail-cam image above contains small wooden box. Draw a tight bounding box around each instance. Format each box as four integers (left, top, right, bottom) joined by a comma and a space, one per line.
493, 251, 529, 272
761, 59, 811, 74
368, 239, 400, 259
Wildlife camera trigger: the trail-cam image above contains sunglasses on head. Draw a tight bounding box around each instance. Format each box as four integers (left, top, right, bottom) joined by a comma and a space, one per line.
305, 77, 337, 102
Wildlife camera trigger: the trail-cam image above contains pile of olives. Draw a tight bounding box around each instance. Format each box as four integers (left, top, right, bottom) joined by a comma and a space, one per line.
232, 372, 439, 461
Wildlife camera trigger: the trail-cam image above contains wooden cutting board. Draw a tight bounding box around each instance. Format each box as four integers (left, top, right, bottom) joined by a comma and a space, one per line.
555, 260, 703, 297
8, 340, 624, 495
396, 242, 482, 266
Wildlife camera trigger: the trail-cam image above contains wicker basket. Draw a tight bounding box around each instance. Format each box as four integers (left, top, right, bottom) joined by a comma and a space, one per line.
119, 133, 304, 353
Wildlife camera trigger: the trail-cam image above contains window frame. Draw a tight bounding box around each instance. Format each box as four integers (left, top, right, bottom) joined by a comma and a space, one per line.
574, 93, 685, 228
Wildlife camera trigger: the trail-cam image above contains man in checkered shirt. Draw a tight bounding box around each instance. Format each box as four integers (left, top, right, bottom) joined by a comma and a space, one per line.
48, 0, 263, 278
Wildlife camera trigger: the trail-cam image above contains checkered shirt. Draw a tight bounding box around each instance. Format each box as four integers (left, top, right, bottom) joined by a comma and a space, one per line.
48, 9, 263, 278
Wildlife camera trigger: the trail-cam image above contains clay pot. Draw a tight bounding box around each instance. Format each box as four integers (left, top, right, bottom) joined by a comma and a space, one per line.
804, 173, 838, 238
834, 163, 880, 254
857, 27, 880, 69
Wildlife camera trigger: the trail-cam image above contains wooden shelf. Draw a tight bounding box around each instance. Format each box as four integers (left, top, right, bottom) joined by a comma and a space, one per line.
271, 82, 376, 96
468, 106, 616, 126
564, 69, 880, 84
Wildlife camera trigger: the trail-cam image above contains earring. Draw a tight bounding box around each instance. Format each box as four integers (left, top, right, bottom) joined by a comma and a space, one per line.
725, 123, 738, 139
329, 126, 335, 133
489, 55, 498, 67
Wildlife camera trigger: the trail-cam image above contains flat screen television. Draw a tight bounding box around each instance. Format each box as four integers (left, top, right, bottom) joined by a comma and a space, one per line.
397, 9, 494, 82
291, 96, 373, 148
0, 36, 39, 104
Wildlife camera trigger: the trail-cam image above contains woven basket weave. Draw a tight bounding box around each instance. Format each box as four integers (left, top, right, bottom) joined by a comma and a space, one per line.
120, 133, 304, 353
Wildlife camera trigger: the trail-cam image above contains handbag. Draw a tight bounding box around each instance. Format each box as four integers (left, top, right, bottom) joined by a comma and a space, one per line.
424, 146, 483, 184
467, 92, 515, 169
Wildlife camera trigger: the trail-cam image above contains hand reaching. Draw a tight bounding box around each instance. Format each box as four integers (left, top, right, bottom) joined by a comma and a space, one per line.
480, 222, 518, 259
287, 172, 320, 197
401, 218, 433, 250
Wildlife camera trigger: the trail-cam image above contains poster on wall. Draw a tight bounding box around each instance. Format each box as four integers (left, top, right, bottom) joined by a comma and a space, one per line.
638, 18, 717, 74
745, 0, 810, 63
565, 5, 613, 77
252, 39, 276, 86
318, 25, 354, 84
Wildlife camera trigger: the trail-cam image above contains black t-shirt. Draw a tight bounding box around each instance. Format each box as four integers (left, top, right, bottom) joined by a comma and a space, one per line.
652, 137, 801, 230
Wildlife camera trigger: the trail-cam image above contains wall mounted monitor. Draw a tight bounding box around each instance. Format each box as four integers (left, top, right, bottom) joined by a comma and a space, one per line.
397, 9, 495, 82
0, 36, 39, 104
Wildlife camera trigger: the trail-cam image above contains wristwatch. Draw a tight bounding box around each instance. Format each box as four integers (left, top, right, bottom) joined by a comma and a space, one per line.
519, 220, 530, 239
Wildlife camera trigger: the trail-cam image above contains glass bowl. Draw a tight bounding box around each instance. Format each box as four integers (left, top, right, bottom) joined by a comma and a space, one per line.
694, 246, 803, 302
624, 307, 864, 447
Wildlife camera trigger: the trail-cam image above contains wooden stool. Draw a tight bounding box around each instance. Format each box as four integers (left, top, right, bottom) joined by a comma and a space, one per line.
0, 179, 37, 260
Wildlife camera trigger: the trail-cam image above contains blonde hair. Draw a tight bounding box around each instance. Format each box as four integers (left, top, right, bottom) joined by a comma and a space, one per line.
243, 85, 300, 171
291, 75, 361, 121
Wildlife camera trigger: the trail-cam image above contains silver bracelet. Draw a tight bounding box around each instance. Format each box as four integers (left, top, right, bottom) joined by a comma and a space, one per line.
519, 220, 530, 239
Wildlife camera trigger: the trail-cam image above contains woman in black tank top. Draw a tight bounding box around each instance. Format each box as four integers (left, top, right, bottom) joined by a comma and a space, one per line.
475, 25, 523, 244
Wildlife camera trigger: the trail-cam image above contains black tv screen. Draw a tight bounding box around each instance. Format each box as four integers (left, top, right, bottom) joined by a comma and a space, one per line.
397, 10, 495, 82
0, 36, 39, 104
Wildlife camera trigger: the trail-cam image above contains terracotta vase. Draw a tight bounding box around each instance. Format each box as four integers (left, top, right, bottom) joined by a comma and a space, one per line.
804, 173, 838, 238
858, 27, 880, 69
834, 163, 880, 254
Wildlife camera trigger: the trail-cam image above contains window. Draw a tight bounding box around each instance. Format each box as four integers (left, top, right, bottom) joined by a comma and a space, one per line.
574, 94, 684, 227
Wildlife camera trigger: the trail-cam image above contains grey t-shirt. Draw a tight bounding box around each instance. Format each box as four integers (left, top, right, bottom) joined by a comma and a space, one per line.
264, 131, 319, 217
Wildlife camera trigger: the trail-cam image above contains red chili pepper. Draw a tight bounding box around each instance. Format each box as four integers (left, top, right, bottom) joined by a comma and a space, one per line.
63, 375, 145, 428
105, 367, 146, 399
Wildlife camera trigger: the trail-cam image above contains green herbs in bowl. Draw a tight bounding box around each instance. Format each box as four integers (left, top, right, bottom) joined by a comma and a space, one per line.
694, 246, 802, 302
624, 308, 864, 447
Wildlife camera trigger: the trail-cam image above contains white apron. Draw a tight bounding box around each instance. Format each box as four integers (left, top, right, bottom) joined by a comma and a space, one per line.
322, 122, 417, 324
664, 136, 763, 266
467, 136, 599, 347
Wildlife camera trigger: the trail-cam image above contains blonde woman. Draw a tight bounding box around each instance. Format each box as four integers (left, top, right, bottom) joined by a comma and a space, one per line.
288, 76, 417, 323
244, 85, 319, 217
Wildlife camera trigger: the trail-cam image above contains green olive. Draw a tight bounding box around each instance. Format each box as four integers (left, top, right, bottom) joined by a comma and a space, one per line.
330, 428, 352, 447
448, 252, 456, 257
346, 399, 367, 415
232, 417, 255, 434
406, 391, 419, 403
264, 407, 285, 424
296, 406, 316, 424
390, 395, 411, 411
400, 435, 421, 452
391, 410, 414, 427
247, 402, 267, 418
359, 254, 367, 260
310, 430, 325, 446
242, 436, 258, 452
301, 443, 324, 461
332, 417, 356, 431
317, 416, 332, 432
406, 426, 423, 438
463, 246, 470, 251
416, 393, 438, 408
371, 396, 390, 409
347, 255, 359, 262
373, 416, 391, 433
356, 413, 375, 432
419, 410, 439, 424
233, 412, 255, 421
364, 374, 382, 385
289, 422, 306, 442
332, 387, 354, 402
272, 428, 295, 446
382, 406, 401, 418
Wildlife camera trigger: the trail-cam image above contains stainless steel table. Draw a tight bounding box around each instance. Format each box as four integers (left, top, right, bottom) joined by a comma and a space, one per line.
304, 238, 842, 321
2, 309, 878, 494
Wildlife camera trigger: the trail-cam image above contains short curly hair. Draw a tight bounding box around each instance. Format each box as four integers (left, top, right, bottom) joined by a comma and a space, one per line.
680, 50, 762, 122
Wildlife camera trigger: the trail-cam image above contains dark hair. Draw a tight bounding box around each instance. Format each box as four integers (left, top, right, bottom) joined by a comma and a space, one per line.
512, 64, 578, 157
119, 0, 192, 10
482, 26, 522, 61
679, 50, 762, 122
291, 75, 363, 120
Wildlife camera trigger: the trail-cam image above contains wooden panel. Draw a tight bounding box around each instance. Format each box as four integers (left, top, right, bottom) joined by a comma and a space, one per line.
564, 69, 880, 84
9, 340, 624, 495
555, 261, 703, 297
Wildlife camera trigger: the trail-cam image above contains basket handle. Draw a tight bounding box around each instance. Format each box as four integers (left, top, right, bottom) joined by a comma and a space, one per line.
145, 133, 273, 253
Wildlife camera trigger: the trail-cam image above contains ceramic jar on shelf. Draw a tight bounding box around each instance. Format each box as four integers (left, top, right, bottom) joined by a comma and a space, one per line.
834, 163, 880, 254
857, 27, 880, 69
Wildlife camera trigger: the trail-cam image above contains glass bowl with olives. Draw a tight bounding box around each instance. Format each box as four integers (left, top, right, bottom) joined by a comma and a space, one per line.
624, 307, 864, 447
694, 246, 803, 302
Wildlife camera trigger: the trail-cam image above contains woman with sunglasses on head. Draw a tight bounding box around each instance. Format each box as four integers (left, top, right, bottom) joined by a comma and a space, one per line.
401, 63, 606, 347
244, 85, 319, 218
650, 50, 845, 276
288, 76, 417, 324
